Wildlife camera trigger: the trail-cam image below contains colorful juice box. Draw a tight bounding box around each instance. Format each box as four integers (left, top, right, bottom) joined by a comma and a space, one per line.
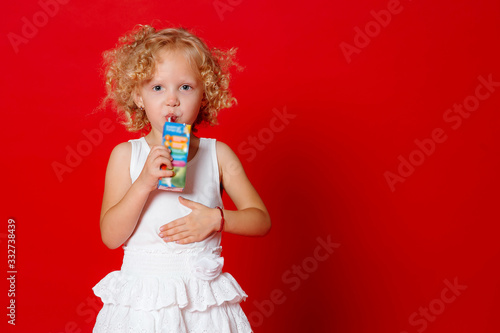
158, 121, 191, 192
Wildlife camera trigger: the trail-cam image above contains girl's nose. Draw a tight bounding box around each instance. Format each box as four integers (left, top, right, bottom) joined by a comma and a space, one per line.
166, 92, 179, 107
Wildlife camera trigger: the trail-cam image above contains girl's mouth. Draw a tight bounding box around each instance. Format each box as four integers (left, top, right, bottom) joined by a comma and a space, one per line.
166, 115, 177, 123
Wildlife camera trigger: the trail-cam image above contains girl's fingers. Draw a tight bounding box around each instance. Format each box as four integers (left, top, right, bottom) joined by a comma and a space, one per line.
156, 157, 173, 171
159, 225, 185, 238
159, 169, 175, 178
147, 151, 172, 170
160, 220, 181, 231
162, 230, 190, 243
174, 236, 194, 245
151, 145, 173, 159
151, 148, 174, 170
159, 219, 186, 233
158, 219, 197, 244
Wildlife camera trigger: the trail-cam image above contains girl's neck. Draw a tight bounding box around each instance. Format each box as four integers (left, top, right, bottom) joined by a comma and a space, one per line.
144, 129, 164, 147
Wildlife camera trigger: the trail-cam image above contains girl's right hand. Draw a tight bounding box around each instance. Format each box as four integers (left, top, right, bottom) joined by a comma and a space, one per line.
136, 145, 175, 192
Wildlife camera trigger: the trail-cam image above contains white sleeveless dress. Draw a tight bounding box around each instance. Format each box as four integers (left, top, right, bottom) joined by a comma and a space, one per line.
93, 137, 252, 332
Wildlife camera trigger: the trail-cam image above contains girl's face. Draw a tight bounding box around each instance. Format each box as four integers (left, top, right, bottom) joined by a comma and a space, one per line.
135, 49, 204, 135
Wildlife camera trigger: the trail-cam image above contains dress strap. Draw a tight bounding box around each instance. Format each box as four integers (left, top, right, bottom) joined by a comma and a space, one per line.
128, 138, 149, 183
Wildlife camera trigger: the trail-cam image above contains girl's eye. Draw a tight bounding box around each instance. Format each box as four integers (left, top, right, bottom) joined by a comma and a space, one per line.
153, 85, 163, 92
180, 84, 192, 91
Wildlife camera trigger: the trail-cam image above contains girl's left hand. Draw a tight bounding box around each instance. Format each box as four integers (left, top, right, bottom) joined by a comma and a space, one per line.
158, 197, 220, 244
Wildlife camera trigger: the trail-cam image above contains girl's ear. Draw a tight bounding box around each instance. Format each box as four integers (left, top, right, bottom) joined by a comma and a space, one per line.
133, 88, 144, 109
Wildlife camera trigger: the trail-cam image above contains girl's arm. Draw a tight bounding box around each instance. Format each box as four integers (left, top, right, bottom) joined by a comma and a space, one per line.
216, 141, 271, 236
100, 142, 174, 249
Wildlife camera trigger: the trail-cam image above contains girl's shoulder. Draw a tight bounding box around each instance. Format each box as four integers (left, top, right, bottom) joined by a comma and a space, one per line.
196, 137, 232, 158
214, 140, 235, 161
214, 140, 245, 179
108, 141, 133, 164
110, 137, 146, 154
112, 140, 132, 154
103, 141, 133, 188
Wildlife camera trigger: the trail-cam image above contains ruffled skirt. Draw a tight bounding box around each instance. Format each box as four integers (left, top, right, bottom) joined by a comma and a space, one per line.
93, 246, 252, 333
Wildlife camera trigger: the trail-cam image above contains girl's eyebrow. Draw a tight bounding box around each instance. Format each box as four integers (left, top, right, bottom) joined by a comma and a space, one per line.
179, 78, 198, 84
146, 80, 163, 86
150, 77, 199, 85
151, 72, 198, 80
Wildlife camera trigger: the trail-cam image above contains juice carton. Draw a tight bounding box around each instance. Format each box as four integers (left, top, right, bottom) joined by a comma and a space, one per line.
158, 121, 191, 191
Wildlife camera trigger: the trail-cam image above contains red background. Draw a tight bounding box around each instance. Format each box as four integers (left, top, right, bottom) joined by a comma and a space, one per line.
2, 0, 500, 332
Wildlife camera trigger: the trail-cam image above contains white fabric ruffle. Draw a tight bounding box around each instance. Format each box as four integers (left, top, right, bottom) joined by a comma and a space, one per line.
93, 270, 247, 313
92, 245, 252, 332
93, 301, 252, 333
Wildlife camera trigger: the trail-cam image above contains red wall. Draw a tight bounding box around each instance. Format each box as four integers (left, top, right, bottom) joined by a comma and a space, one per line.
2, 0, 500, 332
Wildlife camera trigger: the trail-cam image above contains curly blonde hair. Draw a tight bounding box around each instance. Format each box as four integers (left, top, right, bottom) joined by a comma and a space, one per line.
101, 25, 238, 132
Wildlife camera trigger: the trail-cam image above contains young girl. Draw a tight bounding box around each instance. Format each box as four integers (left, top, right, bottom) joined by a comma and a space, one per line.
93, 25, 271, 332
